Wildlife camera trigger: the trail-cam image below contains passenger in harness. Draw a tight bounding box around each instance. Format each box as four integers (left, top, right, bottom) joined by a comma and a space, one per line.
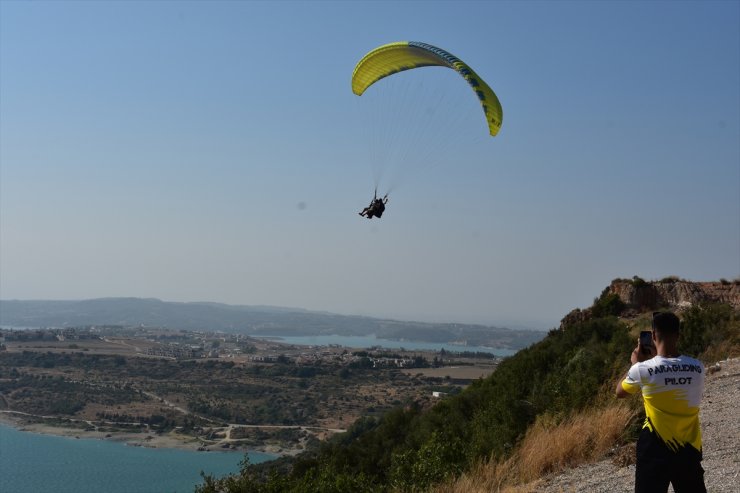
359, 191, 388, 219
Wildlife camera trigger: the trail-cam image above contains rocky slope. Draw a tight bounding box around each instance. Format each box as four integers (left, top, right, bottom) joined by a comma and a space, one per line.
610, 279, 740, 311
561, 279, 740, 329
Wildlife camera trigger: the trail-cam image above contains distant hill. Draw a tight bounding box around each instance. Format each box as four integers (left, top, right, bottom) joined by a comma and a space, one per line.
0, 298, 544, 350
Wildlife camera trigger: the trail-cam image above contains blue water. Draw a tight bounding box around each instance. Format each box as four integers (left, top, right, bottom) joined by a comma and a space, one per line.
0, 424, 275, 493
253, 334, 515, 357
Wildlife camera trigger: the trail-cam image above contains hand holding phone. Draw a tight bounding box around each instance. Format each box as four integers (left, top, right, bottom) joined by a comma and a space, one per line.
639, 330, 655, 355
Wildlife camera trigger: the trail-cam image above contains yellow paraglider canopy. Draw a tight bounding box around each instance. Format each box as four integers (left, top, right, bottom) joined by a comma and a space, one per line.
352, 41, 503, 136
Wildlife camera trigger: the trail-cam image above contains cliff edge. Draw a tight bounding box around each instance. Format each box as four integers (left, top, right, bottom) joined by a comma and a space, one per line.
561, 279, 740, 329
609, 278, 740, 311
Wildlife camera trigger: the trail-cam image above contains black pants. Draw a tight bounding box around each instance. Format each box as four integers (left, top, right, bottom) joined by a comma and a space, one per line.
635, 428, 706, 493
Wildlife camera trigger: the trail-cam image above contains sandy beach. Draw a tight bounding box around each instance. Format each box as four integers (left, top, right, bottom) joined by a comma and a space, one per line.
0, 412, 291, 456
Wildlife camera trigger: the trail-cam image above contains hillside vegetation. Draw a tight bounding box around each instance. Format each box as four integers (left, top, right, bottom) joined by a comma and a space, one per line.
196, 279, 740, 493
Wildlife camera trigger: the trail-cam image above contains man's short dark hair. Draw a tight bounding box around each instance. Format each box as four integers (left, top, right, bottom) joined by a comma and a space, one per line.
652, 311, 680, 335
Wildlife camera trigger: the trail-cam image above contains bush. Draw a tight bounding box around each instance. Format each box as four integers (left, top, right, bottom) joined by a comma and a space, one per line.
630, 276, 648, 288
390, 431, 464, 491
592, 293, 626, 318
659, 276, 682, 283
680, 304, 740, 361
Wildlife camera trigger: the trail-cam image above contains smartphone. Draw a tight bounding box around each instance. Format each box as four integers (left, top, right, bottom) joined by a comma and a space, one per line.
639, 330, 654, 351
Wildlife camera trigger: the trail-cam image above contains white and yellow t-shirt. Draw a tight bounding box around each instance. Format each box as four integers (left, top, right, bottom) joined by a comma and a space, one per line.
621, 355, 704, 452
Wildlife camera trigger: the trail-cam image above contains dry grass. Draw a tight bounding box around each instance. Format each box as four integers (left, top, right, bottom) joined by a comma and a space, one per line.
702, 338, 740, 365
432, 402, 635, 493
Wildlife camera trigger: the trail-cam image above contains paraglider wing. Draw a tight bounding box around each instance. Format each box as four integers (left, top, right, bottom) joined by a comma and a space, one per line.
351, 41, 503, 136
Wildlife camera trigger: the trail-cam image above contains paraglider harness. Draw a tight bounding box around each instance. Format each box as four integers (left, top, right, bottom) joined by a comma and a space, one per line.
359, 190, 388, 219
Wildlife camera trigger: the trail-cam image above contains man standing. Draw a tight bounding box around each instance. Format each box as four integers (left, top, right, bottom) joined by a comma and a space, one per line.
616, 311, 706, 493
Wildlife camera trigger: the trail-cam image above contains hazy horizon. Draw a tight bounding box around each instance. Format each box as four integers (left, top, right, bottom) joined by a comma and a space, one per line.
2, 1, 738, 331
0, 295, 550, 330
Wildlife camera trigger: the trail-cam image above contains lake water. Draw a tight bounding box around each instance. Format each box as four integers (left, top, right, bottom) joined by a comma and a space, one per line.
0, 331, 512, 492
253, 334, 516, 357
0, 424, 275, 493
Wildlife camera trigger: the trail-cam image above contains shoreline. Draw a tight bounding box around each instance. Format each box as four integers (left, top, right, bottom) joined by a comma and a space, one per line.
0, 412, 291, 457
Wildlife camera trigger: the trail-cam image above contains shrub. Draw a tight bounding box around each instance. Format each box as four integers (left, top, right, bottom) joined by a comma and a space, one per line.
592, 293, 626, 318
659, 276, 681, 283
630, 276, 648, 288
390, 431, 465, 491
680, 304, 740, 361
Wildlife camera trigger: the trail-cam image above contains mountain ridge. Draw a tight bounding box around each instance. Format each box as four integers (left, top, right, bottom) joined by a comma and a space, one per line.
0, 297, 544, 350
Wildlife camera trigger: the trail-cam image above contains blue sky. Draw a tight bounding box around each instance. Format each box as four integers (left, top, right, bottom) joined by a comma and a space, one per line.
1, 1, 738, 329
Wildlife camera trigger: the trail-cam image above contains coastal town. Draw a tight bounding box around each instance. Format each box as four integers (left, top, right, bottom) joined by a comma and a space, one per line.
0, 325, 499, 371
0, 325, 501, 455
